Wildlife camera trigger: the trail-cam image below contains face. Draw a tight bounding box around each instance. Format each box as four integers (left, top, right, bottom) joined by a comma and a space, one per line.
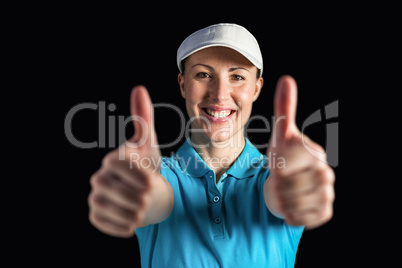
178, 46, 263, 146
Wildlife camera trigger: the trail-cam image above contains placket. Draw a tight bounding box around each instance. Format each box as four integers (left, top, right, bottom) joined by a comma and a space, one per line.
205, 170, 226, 239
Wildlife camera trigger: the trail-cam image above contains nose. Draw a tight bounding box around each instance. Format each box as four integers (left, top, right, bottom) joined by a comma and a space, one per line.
209, 77, 230, 102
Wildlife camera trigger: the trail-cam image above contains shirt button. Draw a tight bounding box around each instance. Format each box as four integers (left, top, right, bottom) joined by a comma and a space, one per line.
214, 217, 222, 224
213, 196, 220, 203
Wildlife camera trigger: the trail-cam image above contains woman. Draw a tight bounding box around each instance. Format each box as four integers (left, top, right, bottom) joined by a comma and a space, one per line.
88, 23, 335, 267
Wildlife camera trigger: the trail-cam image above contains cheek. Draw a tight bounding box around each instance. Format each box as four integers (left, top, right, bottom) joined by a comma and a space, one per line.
235, 88, 255, 114
184, 84, 205, 115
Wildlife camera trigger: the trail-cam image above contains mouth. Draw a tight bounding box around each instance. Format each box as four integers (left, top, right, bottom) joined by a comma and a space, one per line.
201, 106, 236, 122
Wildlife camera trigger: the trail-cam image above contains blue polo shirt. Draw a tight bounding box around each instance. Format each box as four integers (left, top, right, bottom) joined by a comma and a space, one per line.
136, 138, 304, 268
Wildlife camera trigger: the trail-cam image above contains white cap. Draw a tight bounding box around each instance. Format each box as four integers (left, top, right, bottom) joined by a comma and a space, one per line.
177, 23, 263, 76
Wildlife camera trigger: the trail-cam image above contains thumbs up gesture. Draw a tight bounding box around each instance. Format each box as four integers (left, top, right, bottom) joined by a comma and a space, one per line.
264, 76, 335, 229
88, 86, 174, 237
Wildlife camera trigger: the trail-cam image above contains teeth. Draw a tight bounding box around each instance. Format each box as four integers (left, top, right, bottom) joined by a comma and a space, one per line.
206, 109, 232, 118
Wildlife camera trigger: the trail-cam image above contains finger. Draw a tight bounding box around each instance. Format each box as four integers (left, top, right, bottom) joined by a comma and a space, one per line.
270, 132, 329, 176
282, 182, 335, 228
273, 75, 298, 142
285, 204, 333, 230
89, 210, 136, 238
130, 85, 155, 146
280, 188, 324, 215
89, 194, 137, 227
90, 170, 150, 211
101, 153, 152, 190
275, 167, 319, 198
270, 142, 316, 177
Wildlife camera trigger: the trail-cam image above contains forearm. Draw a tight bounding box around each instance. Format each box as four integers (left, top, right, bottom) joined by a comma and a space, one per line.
263, 175, 284, 219
138, 173, 174, 227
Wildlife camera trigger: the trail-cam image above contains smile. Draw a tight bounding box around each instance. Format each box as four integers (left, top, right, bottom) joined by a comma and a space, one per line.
201, 106, 236, 122
205, 109, 232, 118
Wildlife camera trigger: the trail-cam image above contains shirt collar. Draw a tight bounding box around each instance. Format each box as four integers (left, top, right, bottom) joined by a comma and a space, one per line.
176, 137, 265, 179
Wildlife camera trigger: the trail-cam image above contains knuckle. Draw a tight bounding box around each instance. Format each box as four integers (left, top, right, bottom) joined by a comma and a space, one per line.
88, 210, 100, 227
328, 168, 336, 184
323, 167, 336, 184
323, 185, 335, 204
114, 229, 133, 238
90, 174, 99, 188
90, 173, 108, 189
102, 152, 118, 168
88, 192, 106, 210
319, 205, 333, 222
316, 166, 335, 185
122, 227, 136, 238
87, 192, 96, 208
89, 210, 135, 238
133, 210, 146, 225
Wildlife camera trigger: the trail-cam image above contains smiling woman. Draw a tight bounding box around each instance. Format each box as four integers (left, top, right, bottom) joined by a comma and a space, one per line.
87, 22, 336, 268
177, 46, 263, 149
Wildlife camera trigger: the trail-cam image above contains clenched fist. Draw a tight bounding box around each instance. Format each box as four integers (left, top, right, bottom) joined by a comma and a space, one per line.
88, 86, 173, 237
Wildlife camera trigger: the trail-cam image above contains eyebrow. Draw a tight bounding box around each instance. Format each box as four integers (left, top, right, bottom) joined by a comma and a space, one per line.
191, 64, 249, 72
191, 63, 214, 70
229, 66, 249, 72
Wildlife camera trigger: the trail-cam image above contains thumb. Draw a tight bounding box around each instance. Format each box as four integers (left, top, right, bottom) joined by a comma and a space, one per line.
130, 85, 157, 148
272, 75, 298, 143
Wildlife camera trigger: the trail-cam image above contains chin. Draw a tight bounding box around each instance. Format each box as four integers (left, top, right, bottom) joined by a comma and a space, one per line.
209, 132, 231, 143
190, 119, 244, 146
206, 127, 243, 146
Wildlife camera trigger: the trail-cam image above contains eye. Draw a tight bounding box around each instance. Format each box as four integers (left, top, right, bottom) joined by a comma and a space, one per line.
232, 74, 245, 81
196, 72, 211, 79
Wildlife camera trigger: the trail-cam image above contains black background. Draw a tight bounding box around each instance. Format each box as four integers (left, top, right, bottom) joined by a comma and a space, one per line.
23, 4, 399, 267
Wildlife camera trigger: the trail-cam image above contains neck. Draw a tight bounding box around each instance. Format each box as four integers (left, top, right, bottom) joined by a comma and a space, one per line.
190, 133, 246, 182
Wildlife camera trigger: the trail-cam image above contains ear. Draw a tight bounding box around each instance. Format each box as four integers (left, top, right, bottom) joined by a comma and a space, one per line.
253, 77, 264, 102
178, 73, 186, 99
